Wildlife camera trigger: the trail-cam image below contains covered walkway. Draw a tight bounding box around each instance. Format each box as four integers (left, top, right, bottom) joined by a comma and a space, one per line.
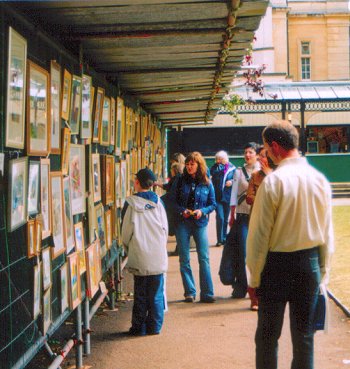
80, 217, 350, 369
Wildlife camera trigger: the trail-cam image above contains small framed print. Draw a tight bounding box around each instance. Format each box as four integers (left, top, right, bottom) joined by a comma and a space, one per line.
60, 263, 69, 313
8, 157, 28, 232
50, 61, 61, 154
27, 219, 36, 258
28, 160, 40, 215
110, 97, 116, 147
115, 97, 123, 156
61, 127, 71, 176
63, 177, 75, 254
74, 222, 86, 275
91, 153, 101, 203
104, 209, 112, 250
26, 60, 50, 156
61, 69, 72, 121
85, 243, 99, 299
42, 288, 51, 335
114, 162, 121, 208
95, 203, 106, 256
6, 27, 27, 149
50, 172, 66, 259
101, 155, 114, 205
33, 262, 41, 319
69, 75, 82, 135
100, 96, 110, 146
40, 158, 51, 239
42, 247, 52, 290
67, 252, 81, 310
35, 215, 43, 254
120, 160, 127, 208
81, 74, 92, 138
92, 87, 104, 143
69, 144, 86, 215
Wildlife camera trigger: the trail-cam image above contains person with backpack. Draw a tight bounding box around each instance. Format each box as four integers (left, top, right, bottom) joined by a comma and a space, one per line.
121, 168, 168, 336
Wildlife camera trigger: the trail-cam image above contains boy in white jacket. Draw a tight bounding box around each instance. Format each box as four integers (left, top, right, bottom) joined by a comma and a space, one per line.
121, 168, 168, 336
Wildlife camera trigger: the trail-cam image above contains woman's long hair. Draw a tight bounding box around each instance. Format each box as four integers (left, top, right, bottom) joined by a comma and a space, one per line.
184, 152, 210, 185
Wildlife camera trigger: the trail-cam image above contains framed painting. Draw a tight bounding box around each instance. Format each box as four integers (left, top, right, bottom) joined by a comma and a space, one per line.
26, 60, 50, 156
81, 74, 92, 138
28, 160, 40, 215
67, 252, 81, 310
35, 215, 43, 255
40, 159, 51, 239
50, 61, 61, 154
61, 127, 71, 176
87, 191, 97, 244
8, 157, 28, 232
6, 27, 27, 149
90, 86, 95, 126
74, 222, 86, 275
42, 288, 51, 335
42, 247, 52, 290
60, 262, 69, 313
69, 75, 82, 135
33, 262, 41, 319
63, 177, 75, 254
120, 160, 127, 208
92, 87, 104, 143
27, 219, 36, 258
101, 155, 114, 205
95, 203, 106, 257
114, 162, 121, 208
100, 96, 110, 146
61, 69, 72, 121
104, 209, 112, 250
50, 172, 66, 259
85, 243, 99, 299
69, 144, 86, 215
115, 97, 123, 156
91, 153, 101, 203
110, 97, 116, 147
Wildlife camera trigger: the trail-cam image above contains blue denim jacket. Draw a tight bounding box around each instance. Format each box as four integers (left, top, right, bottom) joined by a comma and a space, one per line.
169, 175, 216, 227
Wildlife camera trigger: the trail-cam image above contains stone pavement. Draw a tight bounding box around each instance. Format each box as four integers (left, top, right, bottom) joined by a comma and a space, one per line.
81, 216, 350, 369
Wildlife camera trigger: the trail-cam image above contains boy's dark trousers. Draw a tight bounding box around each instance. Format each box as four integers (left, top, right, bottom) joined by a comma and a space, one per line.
131, 274, 165, 335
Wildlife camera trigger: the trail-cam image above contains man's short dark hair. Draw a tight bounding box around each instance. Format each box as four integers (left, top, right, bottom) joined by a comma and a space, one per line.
136, 168, 157, 189
263, 120, 299, 151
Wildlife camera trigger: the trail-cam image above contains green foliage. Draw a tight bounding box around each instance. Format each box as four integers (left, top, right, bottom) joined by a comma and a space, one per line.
220, 94, 245, 124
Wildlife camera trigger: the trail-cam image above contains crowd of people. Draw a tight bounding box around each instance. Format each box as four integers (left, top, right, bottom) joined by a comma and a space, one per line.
120, 120, 334, 369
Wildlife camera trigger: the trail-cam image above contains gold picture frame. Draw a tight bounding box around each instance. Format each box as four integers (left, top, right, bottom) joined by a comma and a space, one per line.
61, 69, 72, 121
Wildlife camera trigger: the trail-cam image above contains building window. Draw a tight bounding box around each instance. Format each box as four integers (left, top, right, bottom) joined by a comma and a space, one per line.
301, 41, 311, 80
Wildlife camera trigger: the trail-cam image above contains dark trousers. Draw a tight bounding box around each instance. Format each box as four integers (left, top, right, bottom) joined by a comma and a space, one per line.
215, 201, 230, 244
255, 247, 321, 369
132, 274, 165, 335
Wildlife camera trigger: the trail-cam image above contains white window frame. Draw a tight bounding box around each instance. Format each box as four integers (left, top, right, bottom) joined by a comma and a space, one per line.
300, 41, 311, 81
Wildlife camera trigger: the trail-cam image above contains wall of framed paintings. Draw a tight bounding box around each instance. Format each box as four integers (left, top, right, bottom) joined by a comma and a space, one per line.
0, 10, 167, 369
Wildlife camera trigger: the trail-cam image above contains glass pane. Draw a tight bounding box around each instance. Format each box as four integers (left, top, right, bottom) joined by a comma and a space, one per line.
301, 58, 311, 80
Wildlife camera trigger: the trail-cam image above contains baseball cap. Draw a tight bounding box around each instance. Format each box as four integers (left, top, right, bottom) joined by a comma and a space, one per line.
135, 167, 157, 188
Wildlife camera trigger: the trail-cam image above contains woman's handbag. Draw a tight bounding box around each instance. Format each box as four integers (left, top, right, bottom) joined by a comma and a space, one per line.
218, 223, 237, 285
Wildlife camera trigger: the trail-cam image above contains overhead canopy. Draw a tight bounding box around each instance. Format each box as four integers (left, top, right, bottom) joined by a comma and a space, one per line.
7, 0, 268, 126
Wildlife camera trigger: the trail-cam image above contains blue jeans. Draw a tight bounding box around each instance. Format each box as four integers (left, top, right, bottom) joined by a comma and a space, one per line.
131, 274, 165, 335
175, 221, 214, 300
255, 247, 321, 369
215, 201, 230, 244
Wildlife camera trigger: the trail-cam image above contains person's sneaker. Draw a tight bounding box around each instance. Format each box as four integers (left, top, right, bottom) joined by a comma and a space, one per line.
200, 296, 216, 303
128, 328, 145, 336
184, 296, 195, 303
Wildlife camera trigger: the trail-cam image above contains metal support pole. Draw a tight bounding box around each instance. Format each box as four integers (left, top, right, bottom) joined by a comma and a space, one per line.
44, 342, 61, 368
47, 339, 75, 369
89, 289, 109, 321
281, 101, 286, 120
109, 265, 116, 310
75, 304, 83, 369
300, 101, 306, 155
83, 298, 91, 355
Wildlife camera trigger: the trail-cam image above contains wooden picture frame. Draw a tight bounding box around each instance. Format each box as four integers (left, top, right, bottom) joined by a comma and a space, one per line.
6, 27, 27, 149
114, 162, 121, 208
50, 172, 66, 258
50, 60, 61, 154
95, 203, 106, 257
100, 96, 110, 146
27, 219, 36, 258
67, 252, 81, 310
62, 177, 75, 254
61, 69, 72, 121
69, 144, 86, 215
42, 247, 52, 290
60, 262, 69, 313
104, 209, 113, 250
101, 155, 114, 205
40, 158, 51, 239
81, 74, 92, 138
61, 127, 71, 176
74, 222, 86, 275
87, 190, 97, 244
69, 75, 82, 135
33, 262, 41, 319
8, 157, 28, 232
120, 160, 127, 208
42, 288, 52, 335
26, 60, 50, 156
110, 97, 116, 147
85, 243, 99, 299
91, 153, 101, 203
28, 160, 40, 216
115, 97, 123, 156
92, 87, 104, 143
35, 215, 43, 254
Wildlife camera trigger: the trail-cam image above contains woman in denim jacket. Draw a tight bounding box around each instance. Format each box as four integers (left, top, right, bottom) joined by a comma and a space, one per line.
170, 152, 217, 303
